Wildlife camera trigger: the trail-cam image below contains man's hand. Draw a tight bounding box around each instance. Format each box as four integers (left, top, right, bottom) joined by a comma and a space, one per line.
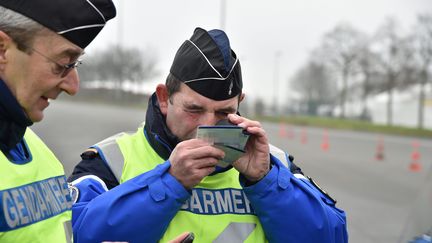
169, 232, 194, 243
228, 114, 270, 182
169, 139, 224, 189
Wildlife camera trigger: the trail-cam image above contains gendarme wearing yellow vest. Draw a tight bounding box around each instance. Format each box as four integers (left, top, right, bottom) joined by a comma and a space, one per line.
0, 129, 72, 243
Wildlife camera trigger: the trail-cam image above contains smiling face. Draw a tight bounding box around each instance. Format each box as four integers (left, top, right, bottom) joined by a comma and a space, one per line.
156, 83, 244, 141
0, 29, 83, 122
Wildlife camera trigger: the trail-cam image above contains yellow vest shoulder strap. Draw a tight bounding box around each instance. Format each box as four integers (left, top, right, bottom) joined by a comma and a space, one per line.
93, 132, 131, 182
269, 144, 290, 168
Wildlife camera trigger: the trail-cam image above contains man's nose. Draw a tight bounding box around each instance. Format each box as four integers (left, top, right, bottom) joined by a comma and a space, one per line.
199, 112, 219, 126
60, 69, 80, 95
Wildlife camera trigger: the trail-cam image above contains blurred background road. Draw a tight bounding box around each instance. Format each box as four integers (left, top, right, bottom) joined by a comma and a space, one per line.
33, 100, 432, 243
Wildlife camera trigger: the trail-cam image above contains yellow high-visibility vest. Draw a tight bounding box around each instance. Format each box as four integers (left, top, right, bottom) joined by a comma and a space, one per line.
0, 129, 72, 243
96, 126, 267, 243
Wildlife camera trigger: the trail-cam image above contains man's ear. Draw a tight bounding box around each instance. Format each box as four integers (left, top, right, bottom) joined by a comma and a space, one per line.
0, 31, 12, 66
239, 93, 245, 103
155, 84, 169, 115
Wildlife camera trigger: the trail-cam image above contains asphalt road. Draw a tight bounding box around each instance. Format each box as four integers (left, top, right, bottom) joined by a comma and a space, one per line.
32, 100, 432, 243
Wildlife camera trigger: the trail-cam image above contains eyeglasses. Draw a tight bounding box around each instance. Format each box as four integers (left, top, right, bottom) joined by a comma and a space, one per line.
29, 47, 83, 78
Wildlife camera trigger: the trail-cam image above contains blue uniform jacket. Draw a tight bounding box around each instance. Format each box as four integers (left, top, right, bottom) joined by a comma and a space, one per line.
71, 154, 347, 243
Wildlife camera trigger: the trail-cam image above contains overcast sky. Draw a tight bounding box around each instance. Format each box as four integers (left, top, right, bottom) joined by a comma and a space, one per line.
87, 0, 431, 104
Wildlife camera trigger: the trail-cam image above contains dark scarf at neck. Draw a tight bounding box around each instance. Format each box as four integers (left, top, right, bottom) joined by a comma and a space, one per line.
144, 93, 180, 160
0, 79, 33, 154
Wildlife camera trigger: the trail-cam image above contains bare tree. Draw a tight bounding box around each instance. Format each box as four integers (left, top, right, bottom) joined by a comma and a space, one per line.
354, 42, 383, 120
412, 14, 432, 129
290, 61, 336, 115
254, 98, 266, 116
318, 23, 366, 118
78, 45, 158, 98
372, 17, 413, 126
78, 56, 99, 82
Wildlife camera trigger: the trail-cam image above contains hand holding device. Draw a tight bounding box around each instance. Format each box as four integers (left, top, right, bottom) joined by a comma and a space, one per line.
226, 114, 271, 182
180, 232, 194, 243
168, 232, 194, 243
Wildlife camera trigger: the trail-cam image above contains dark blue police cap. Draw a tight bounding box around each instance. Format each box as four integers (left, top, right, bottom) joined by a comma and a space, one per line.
169, 27, 243, 101
0, 0, 116, 49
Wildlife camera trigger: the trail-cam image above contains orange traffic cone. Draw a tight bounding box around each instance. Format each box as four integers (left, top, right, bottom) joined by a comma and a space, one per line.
301, 128, 308, 144
321, 129, 329, 151
287, 125, 295, 139
409, 141, 422, 172
278, 122, 287, 138
375, 136, 385, 161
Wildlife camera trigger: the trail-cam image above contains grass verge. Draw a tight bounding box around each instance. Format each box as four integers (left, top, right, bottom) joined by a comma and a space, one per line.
256, 115, 432, 139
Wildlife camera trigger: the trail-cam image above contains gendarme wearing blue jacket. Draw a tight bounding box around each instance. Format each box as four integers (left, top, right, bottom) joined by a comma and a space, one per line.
68, 27, 348, 243
68, 94, 348, 243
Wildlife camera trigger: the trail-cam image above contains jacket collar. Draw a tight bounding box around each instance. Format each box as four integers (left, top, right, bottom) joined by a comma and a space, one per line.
0, 79, 33, 153
144, 93, 179, 160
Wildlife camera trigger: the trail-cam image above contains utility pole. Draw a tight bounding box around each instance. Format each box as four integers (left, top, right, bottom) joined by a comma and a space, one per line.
220, 0, 226, 30
117, 0, 123, 47
273, 51, 282, 114
116, 0, 124, 100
